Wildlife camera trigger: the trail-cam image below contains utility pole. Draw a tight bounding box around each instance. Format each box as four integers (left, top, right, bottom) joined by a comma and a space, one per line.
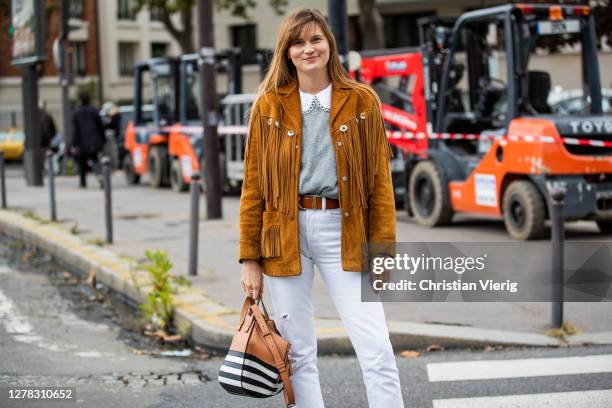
21, 63, 43, 186
198, 0, 222, 219
327, 0, 349, 70
12, 0, 46, 186
60, 0, 72, 149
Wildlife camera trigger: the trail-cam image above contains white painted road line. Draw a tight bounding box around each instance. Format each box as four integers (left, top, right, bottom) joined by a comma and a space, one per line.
427, 354, 612, 382
432, 389, 612, 408
0, 287, 74, 352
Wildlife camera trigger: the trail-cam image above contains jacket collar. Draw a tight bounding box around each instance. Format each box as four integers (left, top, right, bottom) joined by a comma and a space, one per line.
299, 83, 332, 113
277, 78, 354, 132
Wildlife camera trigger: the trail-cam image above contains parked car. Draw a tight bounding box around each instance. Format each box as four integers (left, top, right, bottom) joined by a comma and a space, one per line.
0, 128, 25, 160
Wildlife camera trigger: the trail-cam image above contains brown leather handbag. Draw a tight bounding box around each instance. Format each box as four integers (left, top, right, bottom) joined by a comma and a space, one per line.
218, 297, 295, 407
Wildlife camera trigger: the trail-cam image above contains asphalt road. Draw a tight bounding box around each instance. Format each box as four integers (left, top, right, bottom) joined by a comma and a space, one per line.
1, 237, 611, 408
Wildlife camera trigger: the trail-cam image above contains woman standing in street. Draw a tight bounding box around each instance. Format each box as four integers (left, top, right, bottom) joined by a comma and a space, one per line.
239, 7, 404, 407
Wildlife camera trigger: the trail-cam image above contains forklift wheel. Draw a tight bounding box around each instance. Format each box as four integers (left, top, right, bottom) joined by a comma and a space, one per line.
170, 159, 189, 192
148, 146, 169, 188
409, 161, 453, 226
123, 154, 140, 185
596, 220, 612, 235
502, 180, 545, 240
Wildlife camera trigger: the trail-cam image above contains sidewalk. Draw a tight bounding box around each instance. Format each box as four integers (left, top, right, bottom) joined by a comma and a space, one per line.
1, 165, 611, 352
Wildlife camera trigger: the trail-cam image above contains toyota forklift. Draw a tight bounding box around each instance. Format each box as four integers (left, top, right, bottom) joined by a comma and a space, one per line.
355, 3, 612, 239
165, 48, 269, 192
123, 57, 179, 187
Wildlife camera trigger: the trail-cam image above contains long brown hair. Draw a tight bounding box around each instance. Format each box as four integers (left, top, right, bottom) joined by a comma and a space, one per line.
255, 7, 370, 103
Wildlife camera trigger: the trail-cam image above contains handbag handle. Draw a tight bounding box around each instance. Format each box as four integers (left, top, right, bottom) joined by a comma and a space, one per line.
239, 296, 270, 321
237, 297, 255, 330
250, 303, 295, 407
256, 297, 270, 319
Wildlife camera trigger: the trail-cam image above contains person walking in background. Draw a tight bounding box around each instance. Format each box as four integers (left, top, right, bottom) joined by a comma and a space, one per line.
70, 90, 105, 188
239, 8, 404, 407
39, 100, 57, 152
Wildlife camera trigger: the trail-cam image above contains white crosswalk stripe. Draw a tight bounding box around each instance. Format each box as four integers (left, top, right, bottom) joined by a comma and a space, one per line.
427, 354, 612, 408
432, 389, 612, 408
427, 354, 612, 382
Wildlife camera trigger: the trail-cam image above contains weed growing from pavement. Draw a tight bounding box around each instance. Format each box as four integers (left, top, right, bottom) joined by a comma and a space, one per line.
139, 250, 174, 331
138, 250, 191, 334
86, 237, 105, 247
22, 209, 43, 222
546, 321, 581, 340
70, 222, 80, 235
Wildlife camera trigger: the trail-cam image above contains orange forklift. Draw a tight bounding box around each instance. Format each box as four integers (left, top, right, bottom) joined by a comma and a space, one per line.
123, 49, 269, 192
123, 57, 179, 187
354, 3, 612, 239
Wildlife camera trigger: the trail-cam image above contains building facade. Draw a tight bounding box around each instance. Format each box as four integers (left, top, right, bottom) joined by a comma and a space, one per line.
96, 0, 181, 104
212, 0, 612, 93
0, 0, 100, 133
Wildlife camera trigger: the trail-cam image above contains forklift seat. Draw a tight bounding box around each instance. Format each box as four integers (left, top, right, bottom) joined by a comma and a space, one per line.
528, 70, 553, 114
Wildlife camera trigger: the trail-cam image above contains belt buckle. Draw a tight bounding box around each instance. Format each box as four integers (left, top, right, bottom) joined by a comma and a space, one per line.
298, 195, 309, 211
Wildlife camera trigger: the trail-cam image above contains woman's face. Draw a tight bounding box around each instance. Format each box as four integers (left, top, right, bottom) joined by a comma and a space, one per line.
287, 23, 330, 77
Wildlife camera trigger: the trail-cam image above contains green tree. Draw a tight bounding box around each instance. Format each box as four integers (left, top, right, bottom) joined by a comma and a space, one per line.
133, 0, 288, 54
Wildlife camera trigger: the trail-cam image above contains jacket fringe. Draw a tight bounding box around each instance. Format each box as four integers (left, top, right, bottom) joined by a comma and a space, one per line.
256, 116, 299, 217
261, 225, 281, 257
342, 111, 393, 210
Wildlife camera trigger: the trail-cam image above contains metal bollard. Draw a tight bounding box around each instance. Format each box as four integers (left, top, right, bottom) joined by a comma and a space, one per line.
550, 188, 565, 328
46, 151, 57, 221
0, 151, 6, 209
102, 157, 113, 244
188, 173, 201, 276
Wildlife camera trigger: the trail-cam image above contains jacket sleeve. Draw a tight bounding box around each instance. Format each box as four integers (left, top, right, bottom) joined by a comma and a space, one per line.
368, 97, 397, 248
238, 105, 265, 264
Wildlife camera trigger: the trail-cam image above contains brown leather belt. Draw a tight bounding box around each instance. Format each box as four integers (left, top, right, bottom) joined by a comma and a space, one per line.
298, 195, 340, 210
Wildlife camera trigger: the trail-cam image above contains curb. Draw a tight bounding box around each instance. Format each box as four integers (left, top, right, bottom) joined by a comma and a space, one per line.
1, 209, 603, 353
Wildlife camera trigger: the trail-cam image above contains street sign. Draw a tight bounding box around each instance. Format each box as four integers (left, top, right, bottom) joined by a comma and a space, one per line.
10, 0, 46, 66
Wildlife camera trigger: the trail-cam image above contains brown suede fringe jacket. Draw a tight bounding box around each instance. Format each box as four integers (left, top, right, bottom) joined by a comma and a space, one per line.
238, 79, 396, 277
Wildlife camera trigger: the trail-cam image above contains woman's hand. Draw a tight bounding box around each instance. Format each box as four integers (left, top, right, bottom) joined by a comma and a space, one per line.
241, 260, 264, 300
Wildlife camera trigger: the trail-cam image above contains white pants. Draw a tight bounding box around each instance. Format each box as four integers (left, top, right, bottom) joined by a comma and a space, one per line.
264, 208, 404, 408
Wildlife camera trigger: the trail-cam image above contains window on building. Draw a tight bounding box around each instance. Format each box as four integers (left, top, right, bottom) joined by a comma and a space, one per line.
69, 0, 84, 19
151, 42, 168, 58
117, 0, 136, 20
150, 5, 163, 21
230, 24, 256, 51
119, 42, 136, 76
383, 11, 436, 48
71, 42, 87, 76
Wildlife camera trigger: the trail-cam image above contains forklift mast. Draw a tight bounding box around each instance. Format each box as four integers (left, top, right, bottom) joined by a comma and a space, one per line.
178, 48, 271, 124
433, 4, 603, 134
133, 58, 180, 129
